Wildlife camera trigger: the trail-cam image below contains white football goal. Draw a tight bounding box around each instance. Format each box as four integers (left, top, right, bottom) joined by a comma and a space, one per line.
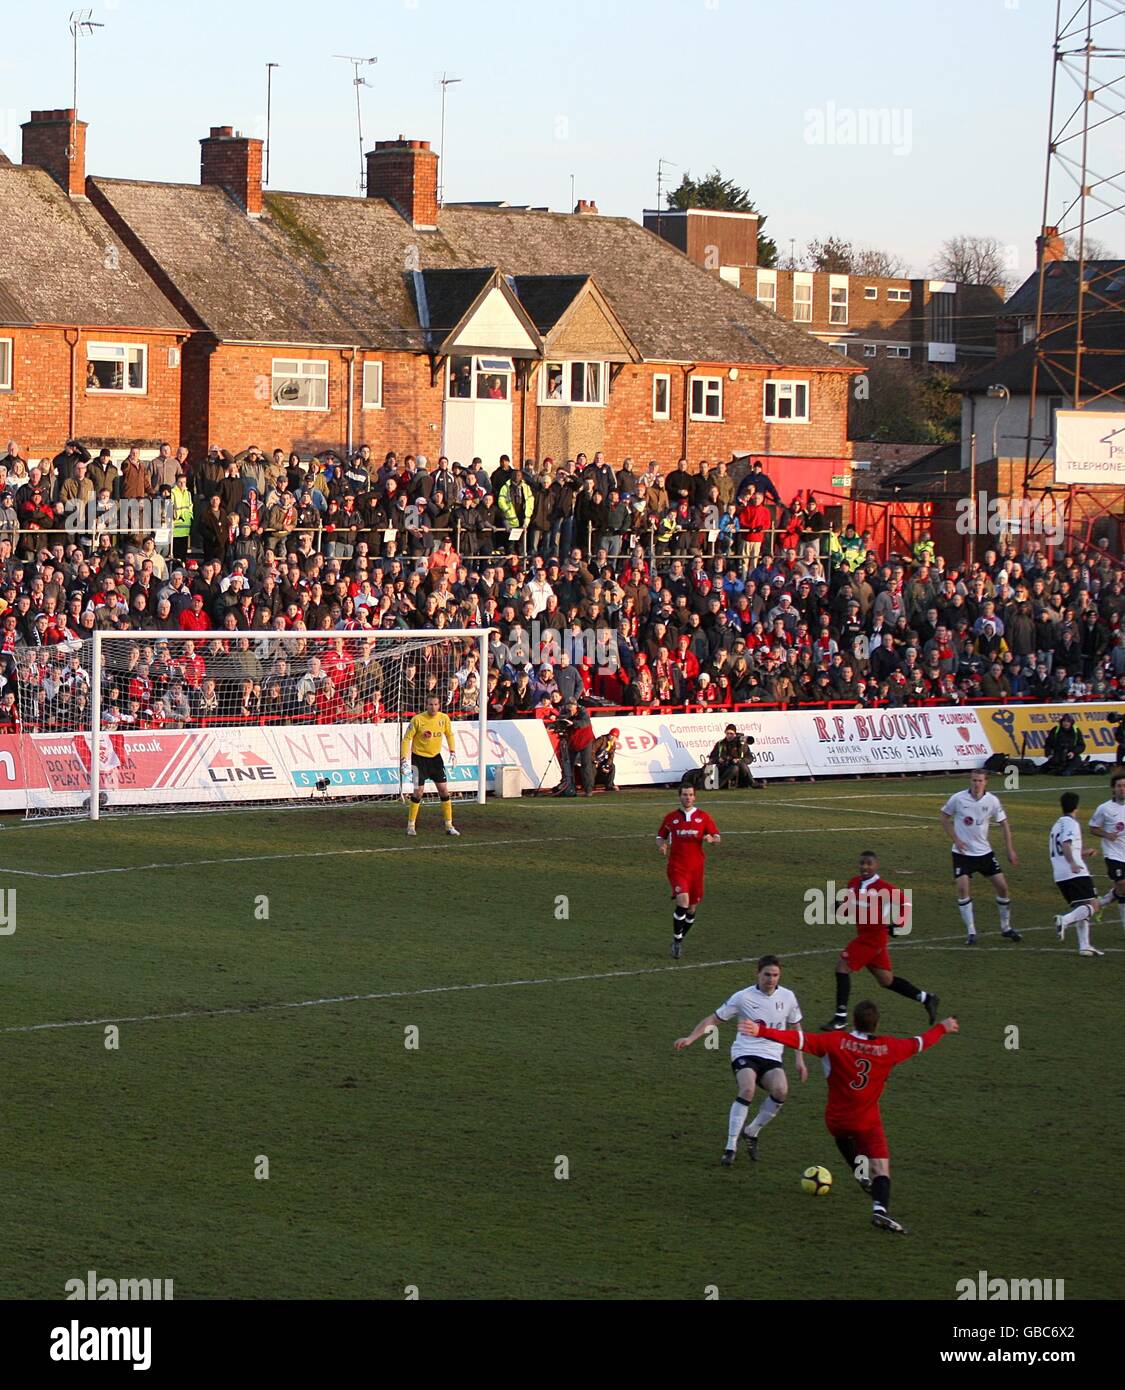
17, 628, 490, 821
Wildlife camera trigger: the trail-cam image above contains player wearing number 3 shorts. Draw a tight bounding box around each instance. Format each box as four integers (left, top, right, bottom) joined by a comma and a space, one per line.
657, 783, 720, 959
743, 1000, 958, 1235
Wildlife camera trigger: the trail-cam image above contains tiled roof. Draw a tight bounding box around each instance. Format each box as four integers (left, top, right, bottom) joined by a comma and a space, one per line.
416, 268, 497, 340
511, 275, 590, 333
1004, 261, 1125, 318
89, 178, 851, 368
959, 313, 1125, 398
0, 166, 188, 331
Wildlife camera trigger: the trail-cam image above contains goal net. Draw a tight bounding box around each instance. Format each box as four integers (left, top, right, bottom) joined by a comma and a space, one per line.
18, 629, 490, 821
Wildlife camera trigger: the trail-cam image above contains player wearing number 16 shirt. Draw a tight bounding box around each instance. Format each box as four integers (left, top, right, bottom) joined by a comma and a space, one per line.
743, 1000, 959, 1235
1049, 792, 1104, 957
657, 783, 720, 959
940, 768, 1020, 945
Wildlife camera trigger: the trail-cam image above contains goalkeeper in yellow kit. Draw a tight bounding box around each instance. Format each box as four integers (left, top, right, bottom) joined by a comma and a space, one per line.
401, 692, 460, 837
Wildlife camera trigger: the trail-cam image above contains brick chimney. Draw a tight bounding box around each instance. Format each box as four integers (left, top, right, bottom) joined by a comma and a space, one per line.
21, 109, 86, 197
366, 137, 439, 229
200, 126, 263, 216
1037, 224, 1066, 267
574, 199, 599, 215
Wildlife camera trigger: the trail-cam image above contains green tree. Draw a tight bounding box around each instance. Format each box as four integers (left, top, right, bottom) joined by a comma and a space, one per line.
805, 236, 855, 273
668, 169, 777, 267
849, 363, 961, 444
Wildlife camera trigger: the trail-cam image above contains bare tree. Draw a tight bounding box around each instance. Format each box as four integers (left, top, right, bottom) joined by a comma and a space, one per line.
851, 245, 910, 278
1062, 233, 1115, 260
803, 238, 911, 277
931, 235, 1010, 287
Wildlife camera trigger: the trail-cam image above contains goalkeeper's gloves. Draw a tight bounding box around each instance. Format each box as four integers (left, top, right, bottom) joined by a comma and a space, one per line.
447, 749, 457, 767
400, 760, 411, 780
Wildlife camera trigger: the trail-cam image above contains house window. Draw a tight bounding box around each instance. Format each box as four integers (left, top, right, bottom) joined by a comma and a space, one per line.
764, 379, 809, 423
829, 275, 849, 325
756, 271, 777, 311
690, 376, 723, 421
793, 274, 813, 322
272, 359, 328, 410
87, 342, 147, 394
362, 361, 383, 409
864, 343, 878, 358
652, 373, 671, 420
887, 345, 912, 359
539, 359, 607, 407
448, 354, 514, 401
864, 286, 878, 300
829, 343, 848, 356
887, 287, 912, 302
0, 338, 11, 390
478, 357, 512, 401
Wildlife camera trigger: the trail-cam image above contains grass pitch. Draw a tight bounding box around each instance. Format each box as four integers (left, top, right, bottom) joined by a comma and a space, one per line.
1, 775, 1120, 1300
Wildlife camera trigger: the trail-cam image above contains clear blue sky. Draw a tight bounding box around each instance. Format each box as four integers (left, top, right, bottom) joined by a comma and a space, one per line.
0, 0, 1078, 279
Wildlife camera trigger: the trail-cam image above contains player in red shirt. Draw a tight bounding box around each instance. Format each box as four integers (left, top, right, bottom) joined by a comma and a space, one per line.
657, 783, 721, 959
743, 999, 958, 1234
824, 849, 938, 1030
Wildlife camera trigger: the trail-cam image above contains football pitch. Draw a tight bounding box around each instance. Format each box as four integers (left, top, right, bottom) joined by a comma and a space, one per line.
1, 774, 1120, 1302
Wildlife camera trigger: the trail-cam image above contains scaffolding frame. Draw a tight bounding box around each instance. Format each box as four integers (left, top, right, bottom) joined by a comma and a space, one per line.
1024, 0, 1125, 501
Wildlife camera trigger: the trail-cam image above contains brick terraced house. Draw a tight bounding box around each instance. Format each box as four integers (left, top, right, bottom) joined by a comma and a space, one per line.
92, 123, 856, 496
6, 108, 858, 498
0, 111, 190, 456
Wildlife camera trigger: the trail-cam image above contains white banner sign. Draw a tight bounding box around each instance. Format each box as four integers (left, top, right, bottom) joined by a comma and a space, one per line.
1, 704, 1092, 810
1054, 409, 1125, 484
590, 710, 807, 783
792, 706, 990, 775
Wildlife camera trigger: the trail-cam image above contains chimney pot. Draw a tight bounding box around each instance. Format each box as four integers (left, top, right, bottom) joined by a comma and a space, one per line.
21, 108, 86, 196
1037, 223, 1066, 267
200, 126, 263, 216
366, 135, 439, 229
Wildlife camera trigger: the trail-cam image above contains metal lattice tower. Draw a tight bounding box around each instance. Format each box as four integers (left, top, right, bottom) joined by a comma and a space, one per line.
1023, 0, 1125, 489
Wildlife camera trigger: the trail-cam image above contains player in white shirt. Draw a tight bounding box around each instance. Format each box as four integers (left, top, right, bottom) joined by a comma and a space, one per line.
674, 955, 807, 1166
1058, 769, 1125, 941
1048, 792, 1105, 957
1089, 768, 1125, 932
940, 769, 1020, 945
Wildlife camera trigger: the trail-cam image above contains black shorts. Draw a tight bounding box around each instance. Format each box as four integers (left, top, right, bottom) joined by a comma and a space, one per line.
1057, 876, 1097, 905
731, 1055, 783, 1080
952, 851, 1002, 880
411, 753, 447, 785
1106, 860, 1125, 884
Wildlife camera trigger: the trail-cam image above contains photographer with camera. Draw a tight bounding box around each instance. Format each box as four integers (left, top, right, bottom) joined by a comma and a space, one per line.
705, 723, 758, 789
591, 727, 620, 792
1043, 712, 1086, 776
551, 696, 596, 797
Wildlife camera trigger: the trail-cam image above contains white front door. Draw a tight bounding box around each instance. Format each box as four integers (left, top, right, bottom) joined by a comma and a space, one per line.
441, 355, 514, 469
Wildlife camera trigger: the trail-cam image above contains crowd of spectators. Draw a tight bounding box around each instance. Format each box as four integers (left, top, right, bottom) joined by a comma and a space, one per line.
0, 434, 1121, 735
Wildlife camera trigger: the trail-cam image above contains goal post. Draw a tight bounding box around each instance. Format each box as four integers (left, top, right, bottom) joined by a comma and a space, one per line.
19, 627, 492, 822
